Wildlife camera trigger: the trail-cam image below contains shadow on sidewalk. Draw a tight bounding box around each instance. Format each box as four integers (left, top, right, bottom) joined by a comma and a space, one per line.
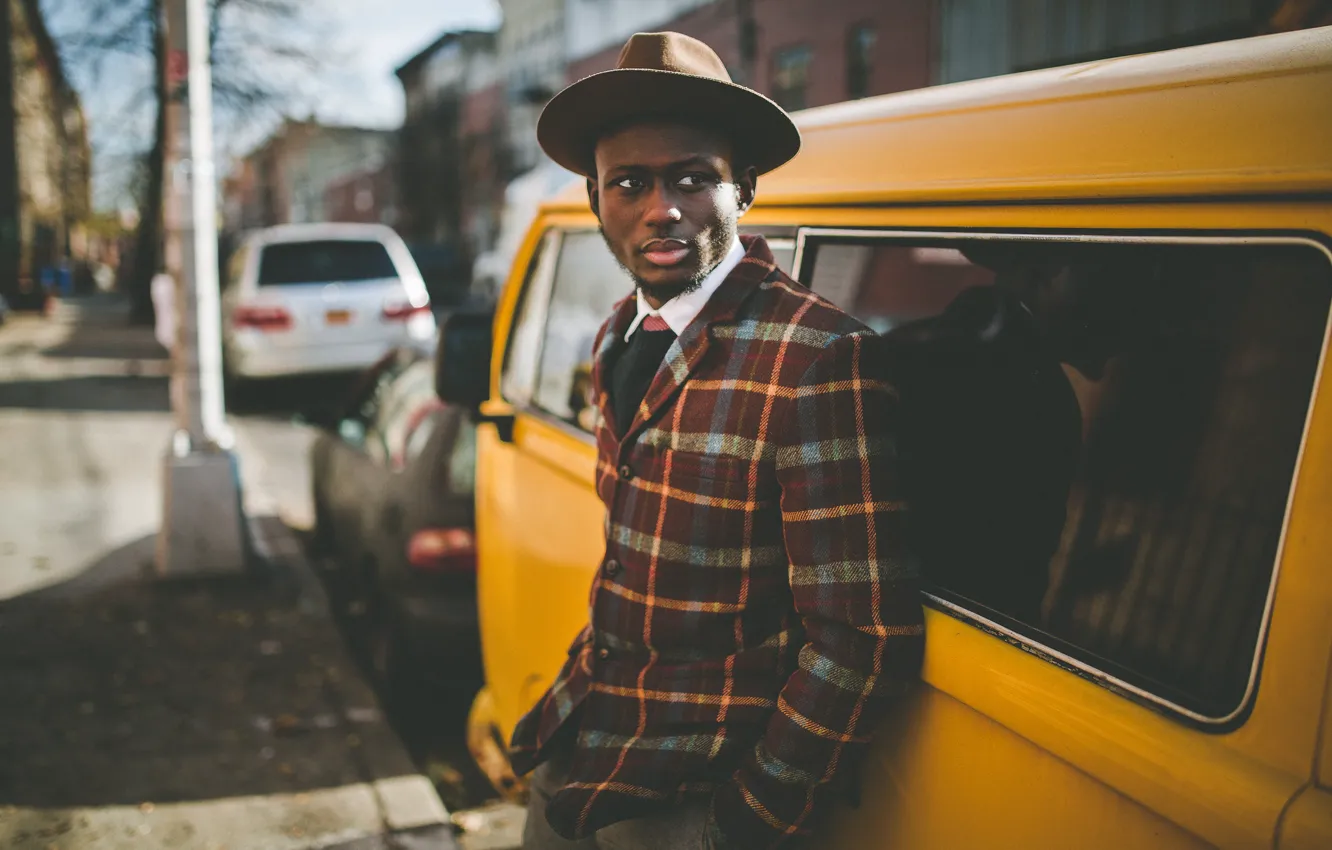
0, 524, 418, 810
0, 376, 170, 413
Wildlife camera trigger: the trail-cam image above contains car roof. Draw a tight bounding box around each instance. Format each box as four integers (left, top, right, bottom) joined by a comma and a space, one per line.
542, 27, 1332, 211
245, 223, 402, 246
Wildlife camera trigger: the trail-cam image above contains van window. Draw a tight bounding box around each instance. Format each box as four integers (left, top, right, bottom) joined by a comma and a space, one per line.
257, 240, 398, 286
532, 231, 632, 431
501, 231, 558, 407
801, 232, 1332, 722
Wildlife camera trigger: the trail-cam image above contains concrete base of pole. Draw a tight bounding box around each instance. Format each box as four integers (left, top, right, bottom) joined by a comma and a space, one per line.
156, 445, 247, 577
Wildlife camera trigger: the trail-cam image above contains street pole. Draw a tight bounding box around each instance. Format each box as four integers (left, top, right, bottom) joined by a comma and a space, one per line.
156, 0, 246, 577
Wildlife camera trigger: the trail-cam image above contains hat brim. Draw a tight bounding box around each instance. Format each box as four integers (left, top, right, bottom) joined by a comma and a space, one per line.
538, 69, 801, 178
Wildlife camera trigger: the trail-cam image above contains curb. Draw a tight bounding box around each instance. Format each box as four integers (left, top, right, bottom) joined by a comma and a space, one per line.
247, 514, 457, 848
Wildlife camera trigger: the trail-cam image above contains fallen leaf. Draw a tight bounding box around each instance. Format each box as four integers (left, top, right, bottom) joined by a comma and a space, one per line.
273, 714, 305, 737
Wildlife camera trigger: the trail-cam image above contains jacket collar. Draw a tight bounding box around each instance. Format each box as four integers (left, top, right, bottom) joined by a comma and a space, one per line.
593, 234, 779, 442
623, 236, 745, 341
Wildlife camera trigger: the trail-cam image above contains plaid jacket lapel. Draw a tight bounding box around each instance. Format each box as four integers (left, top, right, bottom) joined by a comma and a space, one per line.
622, 236, 780, 443
592, 293, 638, 438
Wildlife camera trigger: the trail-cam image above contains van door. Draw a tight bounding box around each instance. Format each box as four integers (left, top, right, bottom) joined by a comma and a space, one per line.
790, 228, 1332, 848
474, 225, 635, 733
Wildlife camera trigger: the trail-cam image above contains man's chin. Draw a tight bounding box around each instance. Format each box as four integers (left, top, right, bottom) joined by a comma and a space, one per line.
634, 268, 703, 300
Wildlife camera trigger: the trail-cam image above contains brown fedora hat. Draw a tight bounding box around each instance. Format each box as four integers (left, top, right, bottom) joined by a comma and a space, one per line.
538, 32, 801, 178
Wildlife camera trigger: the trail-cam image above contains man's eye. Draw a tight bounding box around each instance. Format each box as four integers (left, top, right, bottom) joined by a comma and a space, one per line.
677, 175, 706, 188
614, 177, 643, 190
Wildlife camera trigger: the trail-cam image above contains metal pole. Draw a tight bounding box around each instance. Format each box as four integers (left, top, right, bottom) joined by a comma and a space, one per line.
156, 0, 246, 577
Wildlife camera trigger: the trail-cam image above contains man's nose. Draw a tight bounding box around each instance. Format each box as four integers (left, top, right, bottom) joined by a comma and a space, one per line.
643, 185, 683, 229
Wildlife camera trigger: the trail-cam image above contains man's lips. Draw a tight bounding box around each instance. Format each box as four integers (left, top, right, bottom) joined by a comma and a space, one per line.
641, 239, 691, 268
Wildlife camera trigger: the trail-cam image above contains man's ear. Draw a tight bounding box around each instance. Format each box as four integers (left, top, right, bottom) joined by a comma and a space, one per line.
736, 166, 758, 216
586, 178, 600, 220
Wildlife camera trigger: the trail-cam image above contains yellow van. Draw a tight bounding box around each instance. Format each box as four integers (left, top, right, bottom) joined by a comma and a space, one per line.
436, 27, 1332, 848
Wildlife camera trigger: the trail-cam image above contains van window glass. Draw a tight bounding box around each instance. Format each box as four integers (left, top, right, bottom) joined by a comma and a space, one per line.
803, 234, 1332, 720
533, 231, 633, 431
501, 231, 557, 407
257, 240, 398, 286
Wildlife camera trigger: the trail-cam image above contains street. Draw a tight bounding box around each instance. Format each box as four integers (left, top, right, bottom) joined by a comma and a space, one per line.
0, 296, 513, 849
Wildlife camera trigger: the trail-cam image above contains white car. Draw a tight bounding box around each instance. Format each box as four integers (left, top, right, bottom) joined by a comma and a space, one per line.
221, 224, 437, 387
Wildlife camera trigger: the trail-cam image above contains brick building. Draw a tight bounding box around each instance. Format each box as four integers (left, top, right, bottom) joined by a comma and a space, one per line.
223, 120, 394, 233
323, 162, 398, 226
1, 0, 90, 307
565, 0, 933, 112
565, 0, 1319, 115
395, 29, 500, 298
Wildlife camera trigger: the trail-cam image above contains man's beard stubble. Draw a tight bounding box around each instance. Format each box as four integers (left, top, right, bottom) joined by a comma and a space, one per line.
600, 223, 736, 302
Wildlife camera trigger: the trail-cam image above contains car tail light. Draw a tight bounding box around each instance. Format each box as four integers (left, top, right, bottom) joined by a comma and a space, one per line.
233, 304, 292, 331
382, 298, 431, 321
407, 528, 476, 574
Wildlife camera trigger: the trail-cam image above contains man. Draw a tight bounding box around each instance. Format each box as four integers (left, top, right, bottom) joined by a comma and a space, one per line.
512, 32, 924, 849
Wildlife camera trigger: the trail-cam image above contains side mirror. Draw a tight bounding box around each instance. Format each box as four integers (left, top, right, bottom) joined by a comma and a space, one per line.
435, 305, 494, 408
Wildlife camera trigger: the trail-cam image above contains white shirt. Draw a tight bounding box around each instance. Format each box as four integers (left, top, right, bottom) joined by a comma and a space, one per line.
623, 236, 745, 342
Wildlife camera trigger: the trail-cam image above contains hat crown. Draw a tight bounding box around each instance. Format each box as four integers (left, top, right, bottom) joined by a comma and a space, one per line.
616, 32, 732, 83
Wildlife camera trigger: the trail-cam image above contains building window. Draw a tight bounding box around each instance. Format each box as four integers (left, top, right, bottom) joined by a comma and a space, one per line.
772, 45, 812, 111
847, 24, 876, 100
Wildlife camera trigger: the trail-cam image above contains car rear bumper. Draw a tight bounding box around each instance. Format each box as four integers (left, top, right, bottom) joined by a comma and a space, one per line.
227, 338, 405, 379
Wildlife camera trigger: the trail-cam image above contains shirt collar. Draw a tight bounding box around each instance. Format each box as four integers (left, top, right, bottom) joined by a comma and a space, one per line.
624, 236, 746, 342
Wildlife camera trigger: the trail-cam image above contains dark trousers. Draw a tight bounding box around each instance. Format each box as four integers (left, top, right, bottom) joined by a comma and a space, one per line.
522, 749, 714, 850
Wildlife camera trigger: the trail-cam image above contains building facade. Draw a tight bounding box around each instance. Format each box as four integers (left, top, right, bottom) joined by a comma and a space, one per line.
564, 0, 935, 113
323, 162, 398, 226
564, 0, 717, 64
395, 29, 500, 296
224, 120, 393, 233
937, 0, 1281, 84
496, 0, 567, 175
1, 0, 90, 307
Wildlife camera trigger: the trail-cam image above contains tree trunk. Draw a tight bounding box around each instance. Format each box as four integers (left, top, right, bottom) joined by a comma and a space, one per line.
129, 0, 166, 325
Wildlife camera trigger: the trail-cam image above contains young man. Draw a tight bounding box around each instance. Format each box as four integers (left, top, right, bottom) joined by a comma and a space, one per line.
512, 32, 924, 849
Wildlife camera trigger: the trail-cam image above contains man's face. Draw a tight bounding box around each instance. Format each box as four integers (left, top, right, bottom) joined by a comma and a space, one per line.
589, 122, 755, 305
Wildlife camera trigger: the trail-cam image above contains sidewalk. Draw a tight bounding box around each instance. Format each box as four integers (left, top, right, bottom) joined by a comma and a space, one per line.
0, 298, 460, 849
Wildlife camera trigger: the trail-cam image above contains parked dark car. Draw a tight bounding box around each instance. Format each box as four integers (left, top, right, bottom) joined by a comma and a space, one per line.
310, 347, 481, 706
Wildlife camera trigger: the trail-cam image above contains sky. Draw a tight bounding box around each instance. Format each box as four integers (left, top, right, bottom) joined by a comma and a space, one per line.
44, 0, 502, 211
310, 0, 501, 129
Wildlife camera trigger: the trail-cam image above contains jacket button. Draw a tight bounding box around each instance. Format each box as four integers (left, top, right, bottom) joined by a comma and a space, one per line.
603, 559, 621, 578
597, 647, 611, 661
618, 464, 634, 481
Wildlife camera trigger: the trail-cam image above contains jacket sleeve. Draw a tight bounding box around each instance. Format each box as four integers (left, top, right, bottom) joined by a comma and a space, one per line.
709, 331, 925, 848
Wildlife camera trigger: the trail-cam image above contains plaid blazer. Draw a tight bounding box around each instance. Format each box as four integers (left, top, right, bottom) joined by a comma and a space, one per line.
509, 235, 924, 847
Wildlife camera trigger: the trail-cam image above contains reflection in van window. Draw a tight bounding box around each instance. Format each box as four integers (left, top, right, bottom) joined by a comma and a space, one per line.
534, 231, 633, 431
804, 236, 1332, 719
501, 231, 556, 407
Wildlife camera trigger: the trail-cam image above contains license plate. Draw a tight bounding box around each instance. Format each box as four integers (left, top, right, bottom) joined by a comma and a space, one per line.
325, 309, 352, 325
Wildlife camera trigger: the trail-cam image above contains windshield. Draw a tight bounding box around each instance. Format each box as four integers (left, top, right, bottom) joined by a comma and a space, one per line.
256, 239, 399, 286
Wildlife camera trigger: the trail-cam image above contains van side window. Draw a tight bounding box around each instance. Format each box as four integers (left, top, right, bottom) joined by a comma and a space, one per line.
801, 233, 1332, 722
532, 231, 633, 432
501, 230, 558, 407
